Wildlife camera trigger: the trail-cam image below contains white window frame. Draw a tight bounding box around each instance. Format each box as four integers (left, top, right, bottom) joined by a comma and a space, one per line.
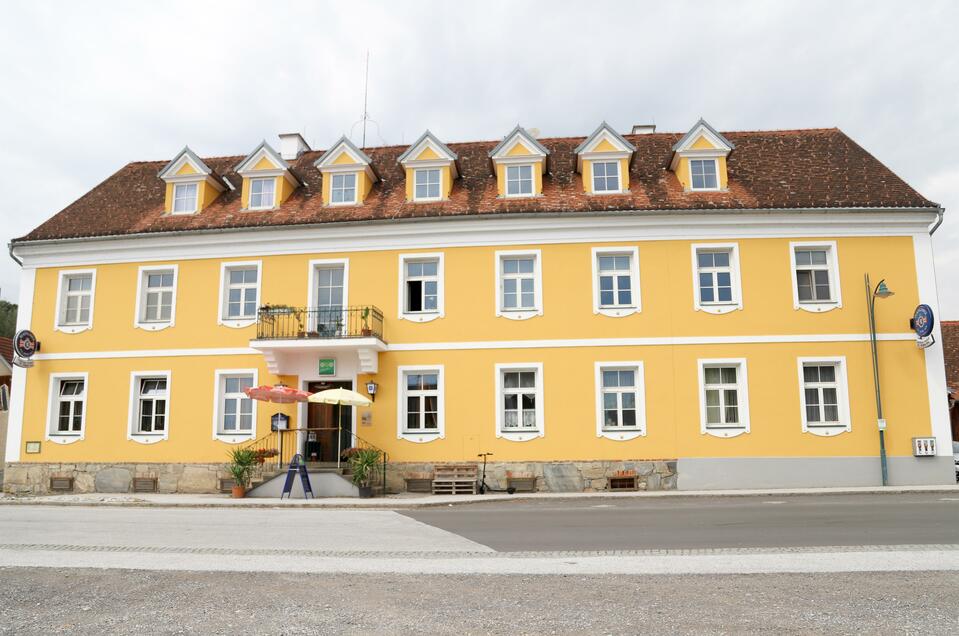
330, 172, 358, 206
396, 365, 445, 443
248, 177, 276, 210
591, 160, 621, 194
127, 371, 171, 444
46, 372, 88, 445
697, 358, 750, 438
591, 246, 641, 317
505, 164, 534, 198
172, 182, 199, 214
54, 268, 96, 334
691, 243, 743, 314
212, 368, 258, 443
689, 158, 720, 191
789, 241, 842, 312
307, 258, 350, 331
413, 168, 442, 202
594, 361, 646, 440
134, 264, 178, 331
398, 253, 445, 323
218, 261, 262, 329
797, 357, 851, 436
494, 362, 545, 442
494, 249, 543, 321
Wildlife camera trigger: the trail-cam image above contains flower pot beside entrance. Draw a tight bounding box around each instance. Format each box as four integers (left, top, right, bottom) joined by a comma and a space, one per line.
347, 447, 382, 498
228, 448, 257, 499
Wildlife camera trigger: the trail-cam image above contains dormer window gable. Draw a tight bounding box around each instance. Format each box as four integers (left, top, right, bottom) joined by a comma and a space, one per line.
314, 136, 378, 206
670, 119, 735, 192
158, 146, 227, 215
574, 122, 635, 196
398, 131, 458, 203
234, 141, 302, 211
489, 125, 549, 199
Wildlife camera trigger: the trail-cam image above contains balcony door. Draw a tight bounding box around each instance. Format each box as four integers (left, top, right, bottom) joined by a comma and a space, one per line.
314, 265, 345, 336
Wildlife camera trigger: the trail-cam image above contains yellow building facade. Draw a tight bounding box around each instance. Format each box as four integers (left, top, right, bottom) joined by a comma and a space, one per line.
3, 121, 953, 494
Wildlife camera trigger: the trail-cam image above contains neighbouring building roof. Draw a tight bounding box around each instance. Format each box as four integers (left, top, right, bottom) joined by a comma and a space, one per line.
942, 321, 959, 397
15, 127, 939, 243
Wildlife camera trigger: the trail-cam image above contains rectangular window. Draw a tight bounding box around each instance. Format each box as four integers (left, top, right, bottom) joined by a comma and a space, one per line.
795, 248, 832, 302
506, 164, 533, 196
699, 359, 750, 436
136, 377, 168, 434
597, 254, 633, 308
600, 368, 639, 429
249, 177, 275, 209
53, 378, 85, 435
403, 371, 440, 432
414, 168, 441, 200
220, 374, 254, 434
314, 264, 345, 335
172, 182, 198, 214
222, 265, 259, 321
690, 159, 718, 190
592, 161, 620, 193
404, 259, 439, 313
501, 370, 539, 431
331, 173, 357, 204
501, 257, 535, 310
58, 272, 94, 327
139, 268, 175, 324
697, 250, 733, 304
797, 358, 851, 435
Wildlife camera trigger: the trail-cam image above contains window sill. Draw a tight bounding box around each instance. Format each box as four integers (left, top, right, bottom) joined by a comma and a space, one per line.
599, 428, 645, 441
169, 210, 198, 216
804, 424, 850, 437
55, 324, 92, 334
497, 429, 542, 442
794, 301, 841, 313
134, 321, 174, 332
588, 189, 630, 196
129, 433, 167, 445
243, 206, 277, 212
501, 193, 542, 200
496, 309, 542, 321
695, 302, 741, 315
219, 318, 256, 329
400, 430, 443, 443
214, 433, 255, 444
596, 305, 639, 318
400, 311, 443, 323
47, 434, 83, 445
328, 201, 360, 207
702, 426, 748, 439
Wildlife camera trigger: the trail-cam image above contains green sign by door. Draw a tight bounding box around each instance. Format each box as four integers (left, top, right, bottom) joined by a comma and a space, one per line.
318, 358, 336, 376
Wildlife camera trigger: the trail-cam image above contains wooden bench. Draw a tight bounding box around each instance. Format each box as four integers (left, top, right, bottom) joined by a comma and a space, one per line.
608, 469, 638, 491
432, 464, 477, 495
404, 471, 434, 493
506, 471, 537, 493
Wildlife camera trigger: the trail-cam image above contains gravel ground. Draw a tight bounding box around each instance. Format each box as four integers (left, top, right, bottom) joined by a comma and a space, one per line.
1, 568, 958, 634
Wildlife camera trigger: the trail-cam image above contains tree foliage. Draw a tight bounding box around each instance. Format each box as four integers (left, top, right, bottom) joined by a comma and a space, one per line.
0, 301, 17, 338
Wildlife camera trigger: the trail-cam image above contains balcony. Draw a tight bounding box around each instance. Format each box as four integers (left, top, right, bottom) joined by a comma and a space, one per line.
250, 305, 386, 374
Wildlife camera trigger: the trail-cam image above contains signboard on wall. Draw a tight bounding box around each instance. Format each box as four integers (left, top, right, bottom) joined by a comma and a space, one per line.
318, 358, 336, 376
911, 304, 935, 349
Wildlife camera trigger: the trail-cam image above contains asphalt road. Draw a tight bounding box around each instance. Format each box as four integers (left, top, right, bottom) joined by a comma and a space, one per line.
403, 493, 959, 551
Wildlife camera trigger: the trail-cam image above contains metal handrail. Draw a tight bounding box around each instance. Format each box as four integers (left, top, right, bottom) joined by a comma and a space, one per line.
271, 427, 388, 494
256, 305, 384, 341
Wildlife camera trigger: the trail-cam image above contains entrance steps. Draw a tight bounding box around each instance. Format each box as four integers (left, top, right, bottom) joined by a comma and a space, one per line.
247, 466, 359, 498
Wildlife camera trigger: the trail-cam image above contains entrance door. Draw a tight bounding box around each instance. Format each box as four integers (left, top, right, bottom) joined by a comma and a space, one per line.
306, 380, 353, 463
314, 265, 345, 337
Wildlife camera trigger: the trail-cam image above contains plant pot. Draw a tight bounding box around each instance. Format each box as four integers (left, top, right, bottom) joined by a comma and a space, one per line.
231, 485, 246, 498
357, 485, 373, 499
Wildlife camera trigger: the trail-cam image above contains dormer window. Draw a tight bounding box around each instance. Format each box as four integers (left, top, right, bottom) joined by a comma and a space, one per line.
414, 168, 442, 201
172, 183, 198, 214
690, 159, 719, 190
506, 165, 533, 197
592, 161, 620, 193
574, 122, 634, 195
249, 177, 275, 209
331, 173, 357, 204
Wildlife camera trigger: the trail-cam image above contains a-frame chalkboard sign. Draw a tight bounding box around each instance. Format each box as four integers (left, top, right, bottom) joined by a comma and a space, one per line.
280, 453, 314, 499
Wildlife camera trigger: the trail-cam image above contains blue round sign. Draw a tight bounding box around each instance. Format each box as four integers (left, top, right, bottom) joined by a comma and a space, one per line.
912, 304, 935, 338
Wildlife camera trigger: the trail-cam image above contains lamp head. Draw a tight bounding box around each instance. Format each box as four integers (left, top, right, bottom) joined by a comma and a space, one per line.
874, 280, 894, 299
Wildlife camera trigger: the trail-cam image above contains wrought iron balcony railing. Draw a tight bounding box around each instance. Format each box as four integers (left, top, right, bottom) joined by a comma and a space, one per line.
256, 305, 384, 341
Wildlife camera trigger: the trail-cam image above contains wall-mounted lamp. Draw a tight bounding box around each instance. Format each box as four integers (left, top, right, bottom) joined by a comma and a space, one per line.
366, 381, 378, 402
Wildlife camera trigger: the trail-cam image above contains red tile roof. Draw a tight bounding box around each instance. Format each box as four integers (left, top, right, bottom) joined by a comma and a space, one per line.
16, 128, 938, 243
942, 321, 959, 395
0, 336, 12, 371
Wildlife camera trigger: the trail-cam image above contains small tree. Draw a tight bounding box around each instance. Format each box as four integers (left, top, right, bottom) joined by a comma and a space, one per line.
348, 447, 382, 488
227, 448, 257, 489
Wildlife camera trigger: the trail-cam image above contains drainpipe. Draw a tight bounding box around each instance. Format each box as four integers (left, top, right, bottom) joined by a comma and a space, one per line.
929, 207, 945, 235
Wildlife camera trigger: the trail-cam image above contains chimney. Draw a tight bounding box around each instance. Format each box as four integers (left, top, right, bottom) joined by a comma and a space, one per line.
631, 124, 656, 135
278, 133, 311, 160
527, 127, 541, 138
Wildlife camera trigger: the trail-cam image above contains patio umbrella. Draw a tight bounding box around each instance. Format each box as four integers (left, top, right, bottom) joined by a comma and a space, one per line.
244, 384, 312, 404
308, 388, 372, 467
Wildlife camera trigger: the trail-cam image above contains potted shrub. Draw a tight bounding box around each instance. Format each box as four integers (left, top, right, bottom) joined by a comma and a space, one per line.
227, 448, 256, 498
348, 447, 382, 498
360, 307, 373, 337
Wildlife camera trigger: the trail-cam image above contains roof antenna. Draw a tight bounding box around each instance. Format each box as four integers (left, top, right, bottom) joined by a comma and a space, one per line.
361, 50, 370, 148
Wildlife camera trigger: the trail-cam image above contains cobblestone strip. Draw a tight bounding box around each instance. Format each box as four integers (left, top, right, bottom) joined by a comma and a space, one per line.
1, 543, 957, 559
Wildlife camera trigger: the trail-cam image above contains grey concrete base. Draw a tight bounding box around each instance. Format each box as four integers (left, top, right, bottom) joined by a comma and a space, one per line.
678, 456, 956, 490
247, 471, 359, 498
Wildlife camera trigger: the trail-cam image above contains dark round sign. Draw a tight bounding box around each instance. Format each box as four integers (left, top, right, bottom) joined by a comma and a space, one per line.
912, 304, 935, 338
13, 329, 38, 358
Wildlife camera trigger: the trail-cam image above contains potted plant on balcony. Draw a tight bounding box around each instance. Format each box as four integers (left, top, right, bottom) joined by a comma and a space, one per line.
227, 448, 257, 498
347, 447, 382, 498
360, 306, 373, 337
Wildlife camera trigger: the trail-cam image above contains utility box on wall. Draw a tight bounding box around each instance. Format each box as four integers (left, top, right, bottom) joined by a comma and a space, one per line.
912, 437, 937, 457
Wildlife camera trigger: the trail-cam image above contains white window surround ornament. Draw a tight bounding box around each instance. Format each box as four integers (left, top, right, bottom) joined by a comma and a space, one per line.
397, 253, 445, 323
494, 362, 544, 442
797, 357, 852, 436
691, 243, 743, 314
697, 358, 750, 438
134, 265, 178, 331
212, 368, 258, 443
46, 372, 88, 445
396, 365, 445, 443
53, 269, 96, 334
127, 371, 171, 444
591, 247, 641, 317
594, 361, 646, 440
789, 241, 842, 312
217, 261, 262, 329
494, 249, 543, 321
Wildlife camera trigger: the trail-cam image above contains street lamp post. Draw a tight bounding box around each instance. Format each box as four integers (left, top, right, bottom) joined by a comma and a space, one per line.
865, 273, 894, 487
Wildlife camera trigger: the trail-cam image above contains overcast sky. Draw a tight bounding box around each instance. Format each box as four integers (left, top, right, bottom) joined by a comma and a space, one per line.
1, 0, 956, 316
